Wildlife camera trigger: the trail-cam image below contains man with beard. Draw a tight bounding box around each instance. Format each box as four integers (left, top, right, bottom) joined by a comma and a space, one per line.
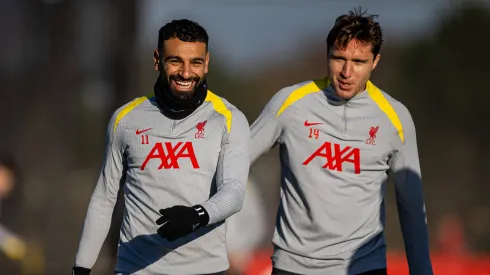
73, 19, 250, 275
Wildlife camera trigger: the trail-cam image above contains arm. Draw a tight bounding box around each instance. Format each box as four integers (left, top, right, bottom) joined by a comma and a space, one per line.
249, 90, 287, 164
0, 223, 26, 260
74, 112, 126, 269
200, 110, 250, 224
156, 110, 250, 240
389, 105, 433, 275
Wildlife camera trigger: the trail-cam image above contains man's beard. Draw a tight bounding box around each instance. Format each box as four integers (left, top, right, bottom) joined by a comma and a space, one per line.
164, 74, 205, 100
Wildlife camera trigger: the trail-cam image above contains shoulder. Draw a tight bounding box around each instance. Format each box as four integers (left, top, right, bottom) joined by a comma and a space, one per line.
110, 94, 155, 133
205, 91, 249, 134
268, 78, 327, 118
366, 81, 415, 143
379, 89, 414, 128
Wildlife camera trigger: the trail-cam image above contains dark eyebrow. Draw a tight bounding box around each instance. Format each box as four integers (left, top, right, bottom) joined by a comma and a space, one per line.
331, 54, 368, 63
164, 55, 183, 62
352, 58, 369, 63
164, 56, 205, 63
330, 54, 345, 60
190, 57, 205, 62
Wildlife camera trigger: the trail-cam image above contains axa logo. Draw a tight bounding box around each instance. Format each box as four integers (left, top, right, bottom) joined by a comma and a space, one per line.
366, 126, 379, 145
303, 142, 360, 174
195, 120, 207, 139
141, 142, 199, 170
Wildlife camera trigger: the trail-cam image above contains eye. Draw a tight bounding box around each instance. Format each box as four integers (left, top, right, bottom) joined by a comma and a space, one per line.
165, 58, 182, 66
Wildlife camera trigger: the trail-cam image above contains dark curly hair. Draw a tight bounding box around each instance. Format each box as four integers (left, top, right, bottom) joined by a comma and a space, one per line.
327, 7, 383, 58
157, 19, 209, 52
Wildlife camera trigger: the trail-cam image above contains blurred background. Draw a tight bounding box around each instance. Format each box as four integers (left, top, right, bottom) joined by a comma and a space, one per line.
1, 0, 490, 274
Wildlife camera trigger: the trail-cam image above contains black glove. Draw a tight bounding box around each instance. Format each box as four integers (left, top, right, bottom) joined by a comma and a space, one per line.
156, 205, 209, 241
72, 266, 91, 275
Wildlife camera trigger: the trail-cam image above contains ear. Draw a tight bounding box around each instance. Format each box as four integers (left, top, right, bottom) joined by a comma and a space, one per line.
154, 49, 160, 71
204, 51, 210, 74
372, 54, 381, 70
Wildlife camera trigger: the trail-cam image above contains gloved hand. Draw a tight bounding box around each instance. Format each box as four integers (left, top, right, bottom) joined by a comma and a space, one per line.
156, 205, 209, 241
72, 266, 91, 275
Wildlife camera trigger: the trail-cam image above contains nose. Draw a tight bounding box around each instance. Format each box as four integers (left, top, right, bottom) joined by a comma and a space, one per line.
341, 61, 353, 79
179, 63, 192, 79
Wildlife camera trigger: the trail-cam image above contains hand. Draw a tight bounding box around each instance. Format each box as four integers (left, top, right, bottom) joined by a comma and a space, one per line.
72, 266, 91, 275
156, 205, 209, 241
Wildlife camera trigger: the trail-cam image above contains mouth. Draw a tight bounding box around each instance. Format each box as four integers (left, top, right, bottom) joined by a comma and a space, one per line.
338, 80, 352, 90
171, 79, 196, 91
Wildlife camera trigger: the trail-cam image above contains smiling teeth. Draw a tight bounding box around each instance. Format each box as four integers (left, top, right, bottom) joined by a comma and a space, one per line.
175, 81, 192, 88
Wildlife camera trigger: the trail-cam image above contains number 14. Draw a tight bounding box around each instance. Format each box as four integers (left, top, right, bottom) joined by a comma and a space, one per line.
308, 128, 320, 139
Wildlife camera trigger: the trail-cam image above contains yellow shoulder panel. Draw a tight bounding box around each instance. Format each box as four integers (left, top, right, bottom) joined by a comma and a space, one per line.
205, 90, 232, 133
113, 94, 152, 132
366, 81, 404, 143
276, 78, 328, 117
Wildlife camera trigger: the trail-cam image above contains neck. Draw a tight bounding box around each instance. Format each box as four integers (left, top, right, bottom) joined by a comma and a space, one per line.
357, 82, 367, 95
154, 76, 208, 120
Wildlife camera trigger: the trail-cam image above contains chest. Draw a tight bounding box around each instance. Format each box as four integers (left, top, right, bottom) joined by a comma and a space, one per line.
281, 103, 394, 174
121, 110, 224, 172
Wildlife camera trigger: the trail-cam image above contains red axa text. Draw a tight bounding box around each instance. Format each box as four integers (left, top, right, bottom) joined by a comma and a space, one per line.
141, 142, 199, 170
302, 142, 360, 174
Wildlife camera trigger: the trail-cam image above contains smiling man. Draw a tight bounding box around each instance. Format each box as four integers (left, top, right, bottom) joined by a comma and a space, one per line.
250, 8, 434, 275
73, 19, 250, 275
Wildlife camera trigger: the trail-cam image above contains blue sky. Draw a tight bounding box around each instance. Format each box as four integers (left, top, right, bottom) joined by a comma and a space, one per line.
138, 0, 477, 73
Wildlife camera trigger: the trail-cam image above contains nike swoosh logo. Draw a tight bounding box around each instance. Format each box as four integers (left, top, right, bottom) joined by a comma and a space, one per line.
136, 128, 153, 135
192, 223, 200, 230
304, 121, 323, 127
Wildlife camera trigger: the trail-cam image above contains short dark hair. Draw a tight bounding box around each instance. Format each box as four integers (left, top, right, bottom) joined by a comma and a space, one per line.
326, 7, 383, 57
157, 19, 209, 52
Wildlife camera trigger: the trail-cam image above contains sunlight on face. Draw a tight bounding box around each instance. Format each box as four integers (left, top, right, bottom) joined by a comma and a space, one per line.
154, 38, 209, 98
327, 39, 380, 100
